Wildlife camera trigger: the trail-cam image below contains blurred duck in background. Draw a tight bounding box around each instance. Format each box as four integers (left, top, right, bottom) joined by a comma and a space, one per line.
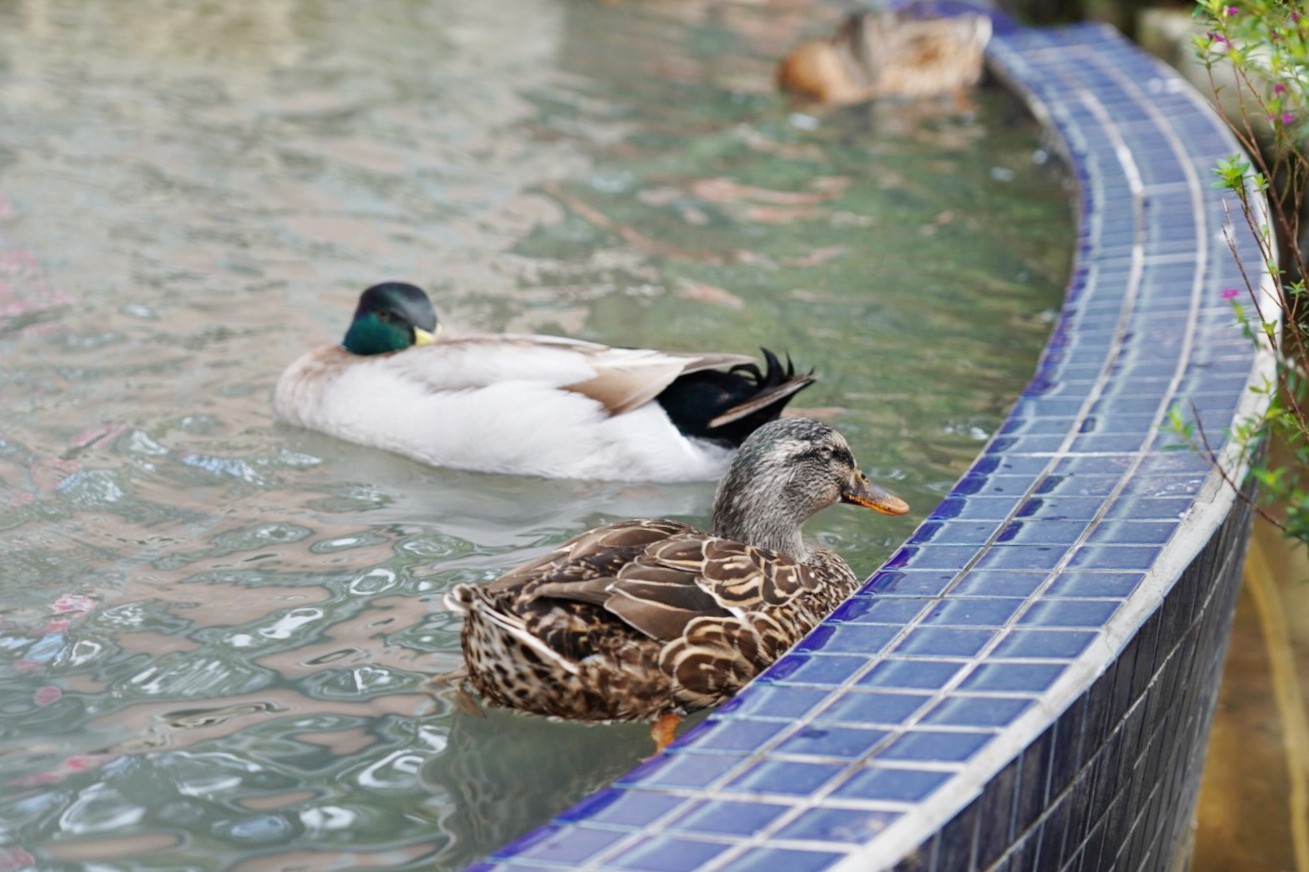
778, 7, 992, 106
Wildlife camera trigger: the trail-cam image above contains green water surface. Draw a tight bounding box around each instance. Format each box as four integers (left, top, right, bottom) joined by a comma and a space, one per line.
0, 0, 1072, 867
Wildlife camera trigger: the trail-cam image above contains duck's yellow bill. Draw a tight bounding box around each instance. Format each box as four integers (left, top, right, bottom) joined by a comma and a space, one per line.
413, 325, 440, 346
841, 473, 910, 516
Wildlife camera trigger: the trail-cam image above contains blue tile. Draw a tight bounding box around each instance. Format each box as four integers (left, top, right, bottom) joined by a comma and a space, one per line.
1084, 520, 1177, 545
1103, 496, 1191, 520
679, 718, 791, 754
894, 627, 996, 658
715, 847, 846, 872
557, 788, 684, 828
972, 454, 1054, 476
615, 752, 743, 790
609, 837, 729, 872
498, 825, 629, 865
936, 798, 982, 872
773, 654, 871, 687
1045, 571, 1144, 598
993, 628, 1097, 659
1035, 474, 1119, 498
1122, 474, 1204, 499
723, 760, 845, 796
878, 729, 992, 763
886, 546, 980, 571
998, 415, 1081, 436
974, 545, 1067, 572
930, 495, 1025, 521
909, 520, 1006, 546
920, 695, 1035, 729
817, 691, 931, 727
868, 571, 958, 597
959, 662, 1065, 694
716, 686, 827, 720
1070, 433, 1150, 453
1066, 545, 1161, 571
950, 570, 1049, 598
831, 765, 955, 804
1016, 497, 1107, 521
665, 800, 790, 838
834, 596, 933, 624
774, 725, 891, 760
774, 807, 901, 843
858, 658, 966, 691
925, 598, 1027, 627
1018, 599, 1120, 628
796, 623, 900, 656
998, 520, 1091, 546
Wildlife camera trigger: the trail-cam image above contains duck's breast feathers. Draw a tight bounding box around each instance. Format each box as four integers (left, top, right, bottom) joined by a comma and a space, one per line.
272, 345, 355, 424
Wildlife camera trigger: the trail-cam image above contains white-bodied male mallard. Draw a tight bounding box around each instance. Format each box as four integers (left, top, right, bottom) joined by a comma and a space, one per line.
273, 282, 815, 481
445, 417, 909, 749
778, 8, 992, 106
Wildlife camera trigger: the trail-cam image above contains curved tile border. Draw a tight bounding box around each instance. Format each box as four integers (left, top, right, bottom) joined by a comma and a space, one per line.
471, 11, 1275, 872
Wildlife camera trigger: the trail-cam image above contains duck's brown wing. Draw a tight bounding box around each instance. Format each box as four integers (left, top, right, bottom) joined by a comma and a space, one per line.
484, 518, 695, 597
524, 534, 816, 643
482, 518, 707, 663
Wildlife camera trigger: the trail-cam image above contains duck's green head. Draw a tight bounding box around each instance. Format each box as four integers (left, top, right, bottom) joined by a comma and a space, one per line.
342, 282, 440, 356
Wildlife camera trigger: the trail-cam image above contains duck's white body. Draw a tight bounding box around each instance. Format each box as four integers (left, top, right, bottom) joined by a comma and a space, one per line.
274, 333, 749, 481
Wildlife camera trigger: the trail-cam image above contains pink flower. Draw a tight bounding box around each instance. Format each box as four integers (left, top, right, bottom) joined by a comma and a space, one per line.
1221, 288, 1241, 300
1282, 112, 1297, 125
1225, 5, 1238, 15
1274, 83, 1287, 96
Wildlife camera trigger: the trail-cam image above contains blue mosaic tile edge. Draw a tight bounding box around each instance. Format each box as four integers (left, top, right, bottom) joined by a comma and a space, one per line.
475, 7, 1275, 872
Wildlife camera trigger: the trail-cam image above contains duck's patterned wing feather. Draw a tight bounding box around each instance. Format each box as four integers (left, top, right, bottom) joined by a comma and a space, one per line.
484, 518, 691, 595
591, 536, 820, 645
661, 617, 768, 706
643, 537, 815, 608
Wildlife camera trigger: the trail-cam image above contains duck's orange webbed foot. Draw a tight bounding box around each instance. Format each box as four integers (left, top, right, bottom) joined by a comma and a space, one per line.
650, 712, 681, 754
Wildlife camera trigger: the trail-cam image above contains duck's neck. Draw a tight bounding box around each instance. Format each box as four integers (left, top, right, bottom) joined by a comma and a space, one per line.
711, 482, 810, 559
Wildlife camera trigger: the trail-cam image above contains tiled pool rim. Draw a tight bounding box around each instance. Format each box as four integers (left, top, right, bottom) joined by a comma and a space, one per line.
472, 9, 1277, 872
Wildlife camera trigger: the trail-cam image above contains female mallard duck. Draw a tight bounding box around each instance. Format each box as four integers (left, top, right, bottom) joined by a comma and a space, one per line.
445, 417, 909, 749
777, 8, 992, 106
273, 282, 815, 481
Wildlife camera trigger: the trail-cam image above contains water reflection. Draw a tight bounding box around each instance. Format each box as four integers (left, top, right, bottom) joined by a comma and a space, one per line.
0, 0, 1070, 867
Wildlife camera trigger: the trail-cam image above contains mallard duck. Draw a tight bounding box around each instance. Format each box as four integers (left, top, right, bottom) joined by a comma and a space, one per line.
444, 417, 909, 749
273, 282, 815, 481
777, 8, 992, 106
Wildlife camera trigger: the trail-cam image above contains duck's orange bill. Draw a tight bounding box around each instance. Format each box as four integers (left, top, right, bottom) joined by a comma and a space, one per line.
841, 473, 910, 516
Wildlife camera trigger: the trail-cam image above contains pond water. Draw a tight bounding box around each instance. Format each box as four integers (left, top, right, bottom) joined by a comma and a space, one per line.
0, 0, 1072, 868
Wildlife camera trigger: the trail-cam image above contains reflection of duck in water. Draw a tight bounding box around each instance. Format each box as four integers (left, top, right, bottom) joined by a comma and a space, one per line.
777, 8, 992, 106
445, 418, 909, 750
274, 282, 815, 482
419, 706, 658, 866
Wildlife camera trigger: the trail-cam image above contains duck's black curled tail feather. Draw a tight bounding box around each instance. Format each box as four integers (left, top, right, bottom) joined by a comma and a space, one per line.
655, 348, 816, 448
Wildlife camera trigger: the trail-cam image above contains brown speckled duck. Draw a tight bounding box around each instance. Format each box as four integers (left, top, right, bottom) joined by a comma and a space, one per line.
444, 417, 910, 749
777, 8, 992, 106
